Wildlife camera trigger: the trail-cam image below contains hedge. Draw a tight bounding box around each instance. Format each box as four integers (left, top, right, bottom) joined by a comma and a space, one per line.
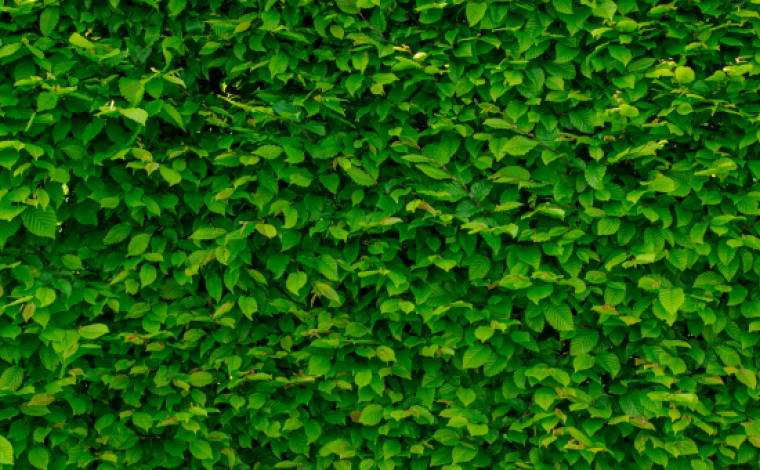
2, 0, 760, 469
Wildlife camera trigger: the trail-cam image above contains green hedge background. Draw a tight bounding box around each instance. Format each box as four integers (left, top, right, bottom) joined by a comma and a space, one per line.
2, 0, 760, 469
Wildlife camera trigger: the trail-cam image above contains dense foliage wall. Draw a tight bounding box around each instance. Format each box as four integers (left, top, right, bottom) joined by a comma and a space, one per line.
2, 0, 760, 469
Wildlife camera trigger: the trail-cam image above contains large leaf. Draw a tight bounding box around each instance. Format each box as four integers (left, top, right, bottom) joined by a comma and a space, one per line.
570, 329, 599, 356
21, 207, 57, 238
545, 304, 574, 331
28, 447, 50, 470
659, 288, 685, 315
0, 436, 12, 465
462, 344, 491, 369
189, 440, 214, 460
466, 3, 487, 26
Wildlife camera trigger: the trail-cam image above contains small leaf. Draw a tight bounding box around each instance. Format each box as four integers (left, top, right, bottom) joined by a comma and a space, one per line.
81, 324, 109, 339
104, 223, 133, 245
189, 440, 214, 460
239, 297, 258, 319
69, 32, 95, 49
120, 108, 148, 125
463, 344, 491, 369
189, 372, 214, 387
286, 272, 308, 295
119, 78, 145, 104
675, 66, 695, 84
503, 136, 538, 156
127, 233, 152, 256
359, 404, 384, 426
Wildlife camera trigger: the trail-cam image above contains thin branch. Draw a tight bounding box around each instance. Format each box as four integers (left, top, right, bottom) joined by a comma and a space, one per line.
489, 106, 564, 159
278, 117, 315, 144
347, 0, 386, 39
398, 141, 483, 210
516, 397, 535, 422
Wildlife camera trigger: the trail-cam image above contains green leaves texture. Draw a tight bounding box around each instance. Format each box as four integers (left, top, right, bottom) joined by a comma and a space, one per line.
0, 1, 759, 470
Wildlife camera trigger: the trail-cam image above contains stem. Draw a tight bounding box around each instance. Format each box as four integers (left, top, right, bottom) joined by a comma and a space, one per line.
399, 141, 483, 210
276, 117, 315, 144
517, 397, 534, 422
347, 0, 385, 39
491, 107, 563, 159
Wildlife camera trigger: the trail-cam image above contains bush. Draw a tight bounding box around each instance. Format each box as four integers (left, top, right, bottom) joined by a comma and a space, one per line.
1, 0, 760, 469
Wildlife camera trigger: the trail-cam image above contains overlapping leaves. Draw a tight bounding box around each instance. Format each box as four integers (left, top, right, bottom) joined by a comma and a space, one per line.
0, 0, 759, 469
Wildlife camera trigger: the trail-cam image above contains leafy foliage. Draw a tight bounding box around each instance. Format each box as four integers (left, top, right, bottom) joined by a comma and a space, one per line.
0, 0, 759, 469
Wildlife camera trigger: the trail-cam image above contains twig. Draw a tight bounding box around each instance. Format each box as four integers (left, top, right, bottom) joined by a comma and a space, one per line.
516, 397, 534, 422
277, 117, 315, 144
398, 141, 483, 209
489, 106, 563, 159
347, 0, 385, 39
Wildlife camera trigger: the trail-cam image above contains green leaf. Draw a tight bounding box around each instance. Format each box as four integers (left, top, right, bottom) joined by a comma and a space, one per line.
466, 3, 488, 27
0, 43, 22, 59
255, 145, 283, 160
457, 387, 476, 407
81, 324, 109, 339
104, 223, 133, 245
21, 207, 57, 238
61, 254, 83, 270
608, 45, 632, 66
119, 78, 145, 104
140, 264, 157, 287
484, 119, 513, 130
359, 404, 384, 426
28, 447, 49, 469
286, 272, 308, 295
69, 32, 95, 48
570, 329, 599, 356
239, 297, 258, 318
593, 0, 617, 20
659, 288, 685, 315
162, 102, 186, 130
376, 346, 396, 362
189, 371, 214, 387
675, 66, 695, 84
304, 419, 322, 443
597, 218, 620, 236
0, 436, 13, 465
346, 166, 376, 186
309, 356, 331, 376
503, 136, 538, 156
189, 440, 214, 460
189, 228, 226, 240
355, 370, 372, 388
596, 352, 621, 378
463, 344, 491, 369
127, 233, 152, 256
534, 387, 557, 410
737, 368, 757, 389
37, 92, 59, 111
742, 300, 760, 318
120, 108, 148, 125
160, 166, 182, 186
468, 256, 491, 280
132, 412, 154, 432
417, 164, 450, 180
335, 0, 360, 14
545, 304, 574, 331
553, 0, 573, 14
